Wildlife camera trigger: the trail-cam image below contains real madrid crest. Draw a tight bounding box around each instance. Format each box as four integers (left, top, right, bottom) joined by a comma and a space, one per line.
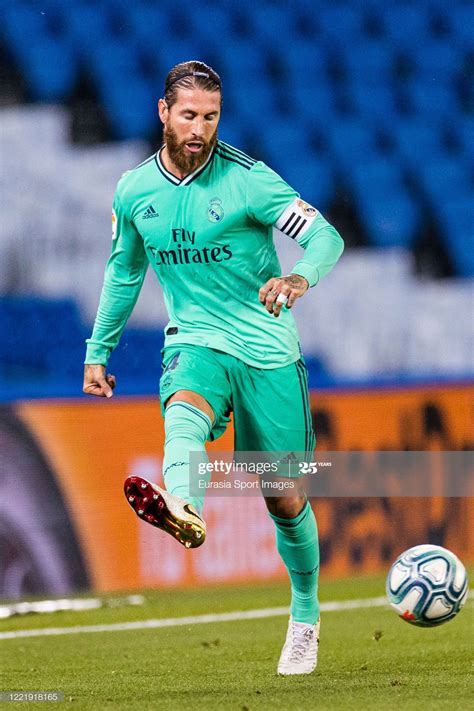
207, 197, 224, 223
296, 199, 318, 218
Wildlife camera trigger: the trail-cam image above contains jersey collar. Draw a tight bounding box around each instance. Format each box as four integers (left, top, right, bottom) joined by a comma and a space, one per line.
155, 145, 215, 186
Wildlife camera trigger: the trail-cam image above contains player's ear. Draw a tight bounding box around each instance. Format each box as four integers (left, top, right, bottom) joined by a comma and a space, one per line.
158, 98, 168, 124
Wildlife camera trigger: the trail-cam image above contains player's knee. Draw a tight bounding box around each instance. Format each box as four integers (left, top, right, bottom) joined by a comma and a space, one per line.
164, 399, 213, 444
264, 494, 307, 519
166, 389, 214, 422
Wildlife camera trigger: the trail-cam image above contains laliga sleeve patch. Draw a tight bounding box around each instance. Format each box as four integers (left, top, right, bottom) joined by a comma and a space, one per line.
275, 198, 318, 239
111, 209, 117, 240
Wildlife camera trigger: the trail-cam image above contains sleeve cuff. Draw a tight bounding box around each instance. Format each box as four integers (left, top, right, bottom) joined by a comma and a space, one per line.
84, 339, 111, 366
290, 261, 320, 288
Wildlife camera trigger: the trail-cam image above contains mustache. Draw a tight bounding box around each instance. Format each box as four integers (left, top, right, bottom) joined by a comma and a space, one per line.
178, 136, 211, 149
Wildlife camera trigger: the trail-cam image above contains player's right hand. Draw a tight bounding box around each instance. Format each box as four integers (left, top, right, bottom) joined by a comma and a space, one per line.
83, 364, 116, 398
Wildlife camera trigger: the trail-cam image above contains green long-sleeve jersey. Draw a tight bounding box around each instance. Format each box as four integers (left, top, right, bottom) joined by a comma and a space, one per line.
85, 141, 344, 369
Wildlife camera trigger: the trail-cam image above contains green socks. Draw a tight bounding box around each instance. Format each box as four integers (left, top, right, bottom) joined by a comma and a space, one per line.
163, 401, 212, 514
269, 501, 320, 624
164, 400, 319, 624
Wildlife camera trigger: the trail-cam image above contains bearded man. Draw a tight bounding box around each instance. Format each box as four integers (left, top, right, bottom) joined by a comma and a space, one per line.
83, 60, 344, 675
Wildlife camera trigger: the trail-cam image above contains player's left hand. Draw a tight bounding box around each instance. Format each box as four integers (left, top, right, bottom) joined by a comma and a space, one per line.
258, 274, 309, 318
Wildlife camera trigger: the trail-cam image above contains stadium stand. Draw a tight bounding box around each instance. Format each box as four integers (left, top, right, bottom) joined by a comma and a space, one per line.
0, 0, 472, 397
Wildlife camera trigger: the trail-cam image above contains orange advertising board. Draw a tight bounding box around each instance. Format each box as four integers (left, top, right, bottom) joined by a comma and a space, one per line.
310, 384, 472, 451
11, 384, 473, 594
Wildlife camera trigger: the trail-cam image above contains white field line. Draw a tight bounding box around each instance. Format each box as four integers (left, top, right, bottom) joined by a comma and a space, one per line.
0, 596, 387, 640
1, 593, 471, 641
0, 595, 145, 619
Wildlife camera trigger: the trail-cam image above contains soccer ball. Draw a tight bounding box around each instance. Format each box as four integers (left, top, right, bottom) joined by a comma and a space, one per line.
386, 544, 468, 627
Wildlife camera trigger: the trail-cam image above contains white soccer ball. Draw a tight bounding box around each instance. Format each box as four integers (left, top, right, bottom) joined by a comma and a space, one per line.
386, 544, 469, 626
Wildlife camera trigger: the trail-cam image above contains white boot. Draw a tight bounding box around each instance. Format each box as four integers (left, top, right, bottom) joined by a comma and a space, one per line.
277, 617, 320, 675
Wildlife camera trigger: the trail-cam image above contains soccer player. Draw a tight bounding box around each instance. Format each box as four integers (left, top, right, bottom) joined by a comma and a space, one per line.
83, 61, 344, 675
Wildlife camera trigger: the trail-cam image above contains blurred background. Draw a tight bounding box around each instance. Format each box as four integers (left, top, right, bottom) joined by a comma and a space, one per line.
0, 0, 472, 600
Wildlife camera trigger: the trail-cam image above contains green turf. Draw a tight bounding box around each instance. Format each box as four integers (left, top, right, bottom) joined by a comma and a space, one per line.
1, 574, 472, 711
0, 573, 388, 632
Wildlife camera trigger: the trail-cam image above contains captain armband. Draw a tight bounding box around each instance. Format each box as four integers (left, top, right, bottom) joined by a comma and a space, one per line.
111, 209, 117, 240
274, 198, 319, 240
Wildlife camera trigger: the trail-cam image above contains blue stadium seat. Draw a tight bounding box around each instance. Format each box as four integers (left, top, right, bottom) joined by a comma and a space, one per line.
217, 40, 271, 84
410, 43, 463, 83
127, 4, 172, 45
286, 82, 335, 123
148, 38, 209, 79
3, 5, 50, 51
225, 81, 281, 123
350, 159, 404, 197
0, 297, 86, 375
448, 5, 474, 47
347, 83, 398, 120
318, 5, 366, 42
437, 198, 474, 277
87, 38, 154, 133
258, 120, 309, 165
327, 120, 381, 170
395, 121, 446, 165
378, 5, 432, 46
456, 117, 474, 159
99, 78, 157, 139
10, 38, 77, 101
248, 4, 300, 43
279, 158, 334, 211
217, 120, 247, 152
407, 82, 458, 118
88, 41, 142, 87
347, 157, 420, 247
63, 4, 113, 57
185, 3, 247, 44
253, 117, 334, 205
282, 42, 330, 83
416, 158, 472, 204
340, 43, 396, 85
358, 194, 420, 249
111, 328, 164, 377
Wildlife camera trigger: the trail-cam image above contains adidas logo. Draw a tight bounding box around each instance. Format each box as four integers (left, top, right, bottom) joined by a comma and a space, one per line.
142, 205, 159, 219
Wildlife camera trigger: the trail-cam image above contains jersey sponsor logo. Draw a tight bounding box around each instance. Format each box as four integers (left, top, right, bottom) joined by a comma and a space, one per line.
207, 197, 224, 223
142, 204, 159, 219
147, 226, 233, 266
148, 244, 232, 266
111, 209, 117, 240
172, 228, 195, 245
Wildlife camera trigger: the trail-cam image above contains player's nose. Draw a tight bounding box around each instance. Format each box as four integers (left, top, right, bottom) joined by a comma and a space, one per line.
191, 118, 205, 136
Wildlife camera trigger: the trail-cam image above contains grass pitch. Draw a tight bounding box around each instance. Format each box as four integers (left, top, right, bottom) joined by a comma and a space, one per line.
1, 574, 472, 711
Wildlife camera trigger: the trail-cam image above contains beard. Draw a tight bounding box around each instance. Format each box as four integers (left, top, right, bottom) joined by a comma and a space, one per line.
163, 124, 217, 174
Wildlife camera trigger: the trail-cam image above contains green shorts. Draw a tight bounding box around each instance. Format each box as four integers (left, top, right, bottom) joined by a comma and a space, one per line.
159, 344, 315, 454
